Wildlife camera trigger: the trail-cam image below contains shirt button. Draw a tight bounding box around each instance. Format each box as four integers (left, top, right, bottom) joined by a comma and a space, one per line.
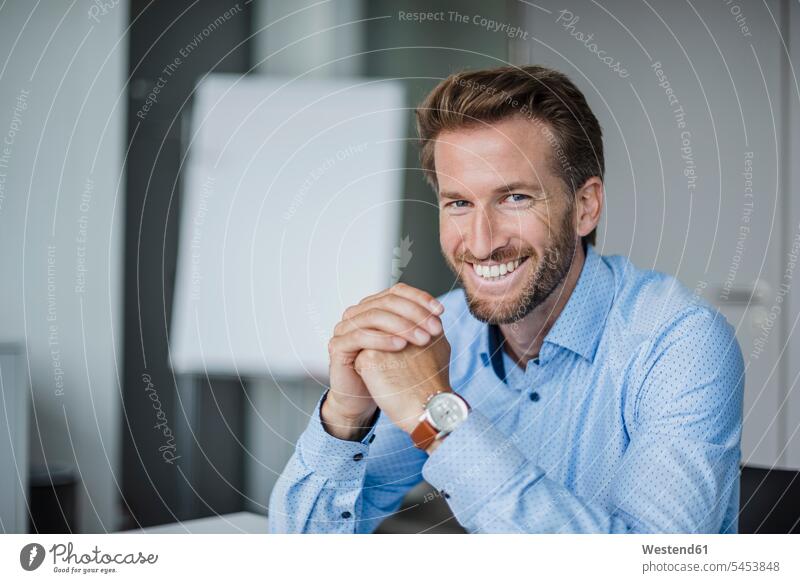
341, 511, 352, 519
353, 452, 364, 461
529, 391, 540, 402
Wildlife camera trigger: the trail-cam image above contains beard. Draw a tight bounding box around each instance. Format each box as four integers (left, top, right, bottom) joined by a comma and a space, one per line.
444, 204, 578, 325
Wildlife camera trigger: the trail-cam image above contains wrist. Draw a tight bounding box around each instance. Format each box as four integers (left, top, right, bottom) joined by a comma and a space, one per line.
425, 435, 445, 454
409, 389, 469, 451
399, 386, 454, 434
397, 402, 426, 435
397, 400, 437, 435
321, 393, 377, 441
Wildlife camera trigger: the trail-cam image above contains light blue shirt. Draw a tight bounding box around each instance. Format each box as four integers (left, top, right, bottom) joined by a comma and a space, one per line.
269, 244, 744, 533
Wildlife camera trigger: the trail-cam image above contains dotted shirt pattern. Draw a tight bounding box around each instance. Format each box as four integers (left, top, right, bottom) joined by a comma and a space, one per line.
268, 244, 744, 533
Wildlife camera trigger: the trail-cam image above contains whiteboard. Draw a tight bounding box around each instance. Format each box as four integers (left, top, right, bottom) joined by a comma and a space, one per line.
170, 75, 406, 378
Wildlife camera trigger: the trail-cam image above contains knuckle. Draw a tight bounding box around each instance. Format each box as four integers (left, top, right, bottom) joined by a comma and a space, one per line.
364, 307, 383, 322
358, 348, 381, 363
356, 328, 376, 343
359, 292, 378, 304
418, 290, 434, 303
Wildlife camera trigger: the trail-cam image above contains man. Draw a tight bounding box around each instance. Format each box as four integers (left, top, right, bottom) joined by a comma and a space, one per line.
269, 65, 744, 533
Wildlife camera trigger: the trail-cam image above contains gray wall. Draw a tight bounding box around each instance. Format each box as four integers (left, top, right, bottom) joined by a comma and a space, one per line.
0, 1, 126, 531
786, 0, 800, 470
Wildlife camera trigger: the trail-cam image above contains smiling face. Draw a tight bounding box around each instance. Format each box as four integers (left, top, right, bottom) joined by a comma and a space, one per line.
436, 115, 579, 324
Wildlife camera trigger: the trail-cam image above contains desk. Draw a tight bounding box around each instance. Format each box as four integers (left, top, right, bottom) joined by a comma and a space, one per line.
121, 511, 268, 534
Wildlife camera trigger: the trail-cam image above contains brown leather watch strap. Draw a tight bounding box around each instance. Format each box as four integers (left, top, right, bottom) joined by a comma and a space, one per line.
410, 418, 439, 451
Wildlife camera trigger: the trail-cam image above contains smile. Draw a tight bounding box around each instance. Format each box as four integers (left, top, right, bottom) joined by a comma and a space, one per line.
466, 256, 530, 285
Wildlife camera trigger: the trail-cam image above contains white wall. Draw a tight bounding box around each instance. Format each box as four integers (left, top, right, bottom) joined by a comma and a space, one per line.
0, 0, 126, 531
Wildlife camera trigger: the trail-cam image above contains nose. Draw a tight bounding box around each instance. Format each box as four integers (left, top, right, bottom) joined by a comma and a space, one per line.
466, 207, 507, 261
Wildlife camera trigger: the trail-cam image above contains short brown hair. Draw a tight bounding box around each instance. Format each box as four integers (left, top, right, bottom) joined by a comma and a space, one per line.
415, 65, 603, 246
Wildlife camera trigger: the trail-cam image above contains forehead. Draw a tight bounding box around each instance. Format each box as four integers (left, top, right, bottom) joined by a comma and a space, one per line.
433, 116, 556, 191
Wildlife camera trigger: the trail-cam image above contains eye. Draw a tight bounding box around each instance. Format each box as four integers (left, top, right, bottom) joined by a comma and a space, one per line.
445, 200, 471, 208
505, 193, 530, 203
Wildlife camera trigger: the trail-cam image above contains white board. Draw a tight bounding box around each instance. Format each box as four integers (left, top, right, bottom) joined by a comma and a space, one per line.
170, 75, 406, 378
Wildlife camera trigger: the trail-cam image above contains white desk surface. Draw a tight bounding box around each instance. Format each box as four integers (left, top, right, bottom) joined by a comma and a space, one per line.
121, 511, 268, 534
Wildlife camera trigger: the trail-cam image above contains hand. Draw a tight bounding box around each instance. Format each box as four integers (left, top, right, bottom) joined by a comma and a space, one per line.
323, 284, 444, 440
354, 331, 452, 435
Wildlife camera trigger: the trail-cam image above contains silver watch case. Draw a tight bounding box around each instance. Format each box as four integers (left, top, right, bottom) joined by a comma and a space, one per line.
420, 392, 470, 436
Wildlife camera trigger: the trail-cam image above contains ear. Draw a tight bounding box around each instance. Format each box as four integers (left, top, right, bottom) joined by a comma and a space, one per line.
574, 177, 604, 239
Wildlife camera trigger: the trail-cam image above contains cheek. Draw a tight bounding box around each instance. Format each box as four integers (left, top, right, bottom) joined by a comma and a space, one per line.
503, 218, 557, 266
438, 207, 556, 253
519, 206, 563, 242
498, 212, 547, 246
439, 215, 462, 250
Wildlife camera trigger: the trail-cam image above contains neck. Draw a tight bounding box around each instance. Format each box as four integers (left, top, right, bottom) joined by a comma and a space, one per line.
500, 240, 587, 369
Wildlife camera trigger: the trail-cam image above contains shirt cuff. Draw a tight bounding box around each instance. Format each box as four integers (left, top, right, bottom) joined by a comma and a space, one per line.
421, 409, 539, 526
297, 390, 378, 481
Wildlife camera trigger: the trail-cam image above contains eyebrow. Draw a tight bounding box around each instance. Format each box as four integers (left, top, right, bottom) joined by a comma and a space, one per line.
438, 181, 544, 200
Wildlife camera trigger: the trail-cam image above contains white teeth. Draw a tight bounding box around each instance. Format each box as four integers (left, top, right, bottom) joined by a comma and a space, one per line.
471, 258, 525, 280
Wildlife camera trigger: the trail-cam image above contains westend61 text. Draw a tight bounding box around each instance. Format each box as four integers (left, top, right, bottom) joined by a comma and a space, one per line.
642, 544, 708, 555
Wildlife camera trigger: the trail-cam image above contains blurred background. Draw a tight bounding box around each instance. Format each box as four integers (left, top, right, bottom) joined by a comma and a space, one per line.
1, 0, 799, 534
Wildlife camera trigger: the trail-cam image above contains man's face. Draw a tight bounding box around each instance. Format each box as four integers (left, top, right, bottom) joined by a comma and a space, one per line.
435, 115, 578, 324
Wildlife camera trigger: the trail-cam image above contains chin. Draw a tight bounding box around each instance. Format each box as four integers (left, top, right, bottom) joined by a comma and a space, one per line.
460, 253, 567, 325
461, 269, 540, 324
464, 288, 537, 324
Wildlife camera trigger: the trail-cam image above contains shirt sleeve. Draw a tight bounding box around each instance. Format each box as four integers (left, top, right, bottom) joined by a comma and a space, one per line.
421, 307, 744, 533
268, 390, 427, 533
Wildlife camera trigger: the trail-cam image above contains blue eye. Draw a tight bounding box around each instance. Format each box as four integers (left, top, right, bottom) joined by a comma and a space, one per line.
506, 193, 529, 203
446, 200, 471, 208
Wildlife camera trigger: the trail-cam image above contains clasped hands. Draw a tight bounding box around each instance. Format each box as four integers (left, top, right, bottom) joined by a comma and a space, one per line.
322, 283, 452, 442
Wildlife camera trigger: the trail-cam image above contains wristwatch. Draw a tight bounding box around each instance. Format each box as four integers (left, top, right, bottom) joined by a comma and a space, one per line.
410, 391, 470, 451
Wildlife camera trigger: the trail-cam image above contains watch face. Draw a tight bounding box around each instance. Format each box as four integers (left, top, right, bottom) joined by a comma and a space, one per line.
427, 393, 469, 433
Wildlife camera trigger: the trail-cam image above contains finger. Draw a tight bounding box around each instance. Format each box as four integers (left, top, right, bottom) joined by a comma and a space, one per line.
346, 295, 442, 336
328, 328, 407, 362
336, 308, 433, 345
361, 283, 443, 316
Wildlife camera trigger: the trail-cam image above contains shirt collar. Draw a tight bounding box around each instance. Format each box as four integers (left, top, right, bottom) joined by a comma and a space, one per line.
543, 242, 615, 362
478, 243, 616, 381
